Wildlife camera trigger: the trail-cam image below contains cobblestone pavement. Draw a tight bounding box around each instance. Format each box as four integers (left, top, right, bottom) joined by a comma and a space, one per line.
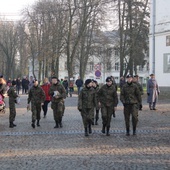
0, 93, 169, 170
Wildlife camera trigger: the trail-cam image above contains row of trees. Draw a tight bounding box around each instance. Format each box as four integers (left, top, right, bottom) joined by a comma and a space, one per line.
0, 0, 149, 80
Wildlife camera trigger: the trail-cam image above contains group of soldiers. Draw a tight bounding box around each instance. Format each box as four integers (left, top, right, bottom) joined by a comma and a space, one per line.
78, 75, 142, 137
5, 73, 160, 137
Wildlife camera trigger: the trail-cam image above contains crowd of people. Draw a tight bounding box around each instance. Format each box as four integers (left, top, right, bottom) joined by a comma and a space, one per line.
0, 73, 160, 137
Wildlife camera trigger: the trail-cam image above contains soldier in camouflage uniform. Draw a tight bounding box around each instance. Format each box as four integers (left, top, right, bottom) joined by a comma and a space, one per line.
92, 80, 100, 125
98, 77, 118, 136
49, 76, 66, 128
133, 75, 143, 110
78, 79, 97, 136
27, 80, 45, 128
7, 81, 18, 128
120, 75, 141, 136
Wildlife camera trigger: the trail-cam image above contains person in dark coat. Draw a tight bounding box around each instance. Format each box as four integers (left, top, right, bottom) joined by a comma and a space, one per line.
75, 76, 83, 95
16, 77, 21, 95
62, 78, 69, 97
147, 74, 160, 110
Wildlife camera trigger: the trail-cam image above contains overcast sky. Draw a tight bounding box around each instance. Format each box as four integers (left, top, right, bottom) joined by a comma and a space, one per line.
0, 0, 37, 19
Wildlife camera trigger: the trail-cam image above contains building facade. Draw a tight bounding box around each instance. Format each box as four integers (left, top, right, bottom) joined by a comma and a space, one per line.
150, 0, 170, 89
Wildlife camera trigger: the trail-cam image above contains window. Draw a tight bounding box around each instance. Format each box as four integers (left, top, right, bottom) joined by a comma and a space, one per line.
107, 62, 111, 71
89, 62, 94, 71
138, 65, 143, 71
115, 62, 119, 71
166, 35, 170, 46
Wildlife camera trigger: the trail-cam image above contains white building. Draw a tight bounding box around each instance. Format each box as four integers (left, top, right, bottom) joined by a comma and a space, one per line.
150, 0, 170, 90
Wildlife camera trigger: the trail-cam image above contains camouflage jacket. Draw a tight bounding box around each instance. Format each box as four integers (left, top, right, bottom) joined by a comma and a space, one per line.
98, 84, 118, 107
28, 85, 45, 104
78, 87, 97, 110
133, 82, 144, 95
49, 83, 66, 103
120, 82, 141, 105
7, 86, 18, 103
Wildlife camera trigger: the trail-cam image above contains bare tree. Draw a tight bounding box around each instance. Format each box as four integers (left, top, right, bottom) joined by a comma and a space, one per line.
0, 21, 18, 79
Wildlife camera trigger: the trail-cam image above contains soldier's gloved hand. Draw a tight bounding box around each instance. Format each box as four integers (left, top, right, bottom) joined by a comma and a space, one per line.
158, 92, 160, 95
147, 93, 150, 96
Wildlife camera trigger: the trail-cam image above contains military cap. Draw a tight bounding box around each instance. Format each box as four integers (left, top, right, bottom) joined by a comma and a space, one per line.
51, 76, 58, 79
134, 74, 139, 78
126, 74, 133, 78
85, 79, 92, 85
106, 77, 112, 82
150, 73, 154, 76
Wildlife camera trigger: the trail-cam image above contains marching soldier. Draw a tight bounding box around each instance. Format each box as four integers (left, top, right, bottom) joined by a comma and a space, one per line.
27, 80, 45, 128
120, 75, 141, 136
7, 81, 18, 128
92, 80, 100, 125
98, 77, 118, 136
49, 76, 66, 128
133, 75, 143, 110
78, 79, 97, 136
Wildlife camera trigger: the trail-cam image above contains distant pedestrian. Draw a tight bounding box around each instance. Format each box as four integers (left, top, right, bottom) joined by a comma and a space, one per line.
28, 76, 34, 91
111, 76, 117, 118
7, 81, 18, 128
120, 75, 141, 136
78, 79, 98, 136
62, 78, 69, 97
119, 76, 126, 92
147, 74, 160, 110
69, 80, 74, 97
16, 77, 21, 95
49, 76, 66, 128
41, 78, 51, 118
98, 77, 118, 136
27, 80, 45, 128
22, 77, 27, 94
75, 76, 83, 95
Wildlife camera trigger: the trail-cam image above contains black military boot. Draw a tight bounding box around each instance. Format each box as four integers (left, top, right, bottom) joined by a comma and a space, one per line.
101, 125, 105, 134
59, 118, 63, 128
113, 111, 116, 118
126, 127, 130, 136
106, 127, 110, 136
54, 121, 59, 128
133, 126, 136, 135
37, 120, 40, 127
95, 110, 99, 125
89, 124, 92, 134
85, 127, 89, 137
12, 122, 17, 127
31, 121, 35, 128
9, 122, 14, 128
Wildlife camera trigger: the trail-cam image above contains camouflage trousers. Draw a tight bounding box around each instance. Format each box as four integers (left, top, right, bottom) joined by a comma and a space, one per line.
81, 108, 94, 128
9, 102, 16, 123
51, 101, 64, 122
31, 103, 42, 122
123, 104, 138, 130
101, 105, 113, 127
